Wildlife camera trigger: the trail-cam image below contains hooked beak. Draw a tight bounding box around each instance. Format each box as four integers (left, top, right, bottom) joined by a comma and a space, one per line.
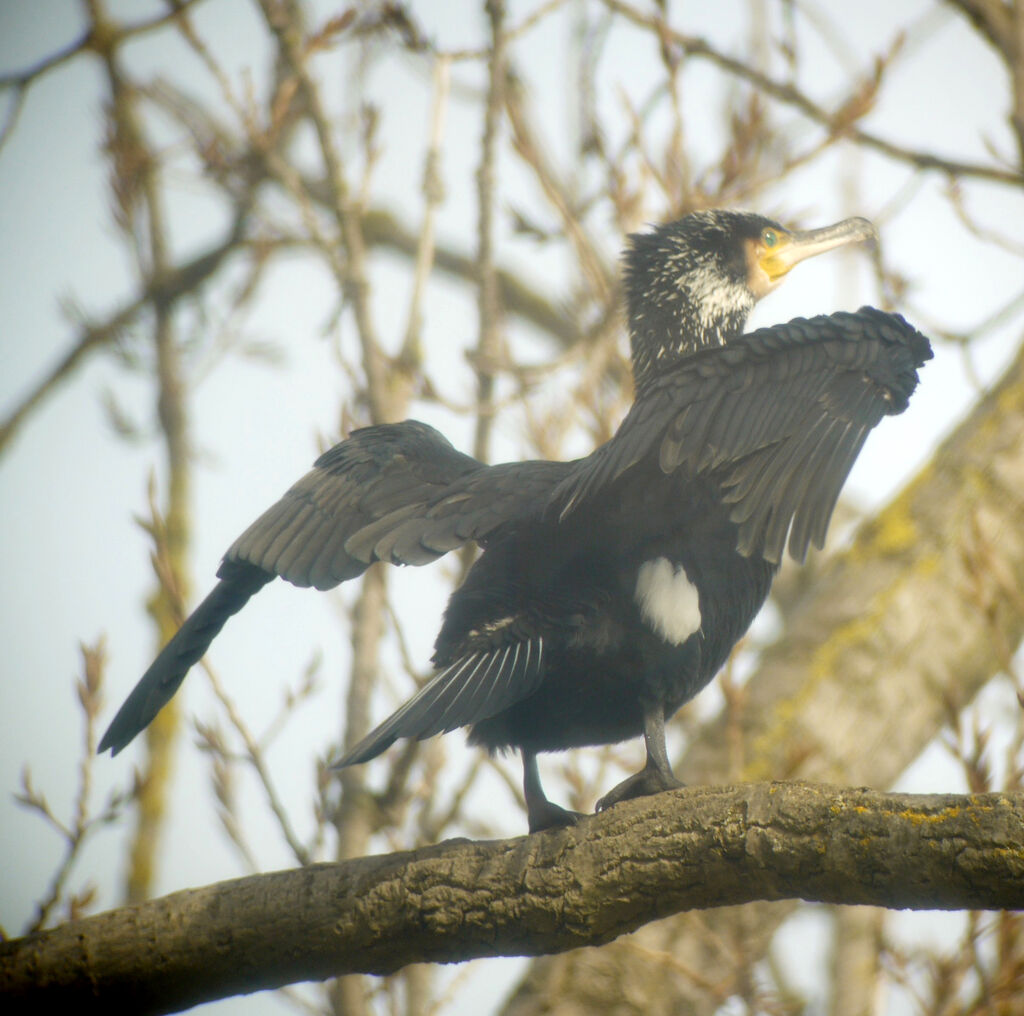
760, 216, 877, 281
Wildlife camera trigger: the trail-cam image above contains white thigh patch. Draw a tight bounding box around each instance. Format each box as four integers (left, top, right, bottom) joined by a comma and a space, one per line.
634, 557, 702, 646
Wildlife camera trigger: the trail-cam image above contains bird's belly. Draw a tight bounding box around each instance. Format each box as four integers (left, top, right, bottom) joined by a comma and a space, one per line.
467, 636, 690, 753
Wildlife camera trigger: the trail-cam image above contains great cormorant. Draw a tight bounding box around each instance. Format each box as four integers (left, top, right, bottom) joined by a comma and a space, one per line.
99, 210, 932, 833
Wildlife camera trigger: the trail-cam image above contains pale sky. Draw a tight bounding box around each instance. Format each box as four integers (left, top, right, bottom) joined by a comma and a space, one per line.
1, 2, 1022, 1013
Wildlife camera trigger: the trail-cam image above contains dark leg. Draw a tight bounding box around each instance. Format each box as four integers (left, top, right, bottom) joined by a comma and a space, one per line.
522, 750, 584, 833
595, 701, 684, 813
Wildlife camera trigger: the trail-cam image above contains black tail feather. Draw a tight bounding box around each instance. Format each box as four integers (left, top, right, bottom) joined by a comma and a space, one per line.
97, 561, 273, 755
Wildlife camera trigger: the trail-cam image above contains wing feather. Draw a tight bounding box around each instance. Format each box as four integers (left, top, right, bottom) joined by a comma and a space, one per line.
551, 308, 931, 563
225, 421, 485, 588
787, 422, 869, 559
224, 422, 573, 588
334, 636, 547, 766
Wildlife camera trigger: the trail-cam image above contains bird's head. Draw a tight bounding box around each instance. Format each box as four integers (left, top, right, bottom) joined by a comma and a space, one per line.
624, 209, 876, 385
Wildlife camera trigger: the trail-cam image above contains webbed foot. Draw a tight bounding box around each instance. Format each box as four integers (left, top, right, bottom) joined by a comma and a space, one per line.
595, 763, 684, 813
527, 798, 585, 834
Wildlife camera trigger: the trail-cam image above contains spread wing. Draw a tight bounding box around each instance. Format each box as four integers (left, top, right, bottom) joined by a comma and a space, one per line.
102, 423, 562, 755
552, 307, 932, 564
224, 420, 566, 590
343, 458, 569, 570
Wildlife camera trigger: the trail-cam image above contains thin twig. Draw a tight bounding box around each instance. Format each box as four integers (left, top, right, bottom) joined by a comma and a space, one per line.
600, 0, 1023, 186
399, 55, 452, 369
471, 0, 508, 463
200, 661, 312, 866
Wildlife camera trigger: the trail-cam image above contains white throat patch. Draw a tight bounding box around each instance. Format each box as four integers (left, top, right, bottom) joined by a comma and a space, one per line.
635, 557, 702, 646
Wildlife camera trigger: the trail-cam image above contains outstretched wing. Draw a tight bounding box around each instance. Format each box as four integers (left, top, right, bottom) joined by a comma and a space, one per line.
552, 308, 932, 564
224, 420, 481, 589
221, 421, 462, 588
335, 634, 547, 766
343, 458, 569, 568
224, 420, 569, 590
101, 423, 560, 755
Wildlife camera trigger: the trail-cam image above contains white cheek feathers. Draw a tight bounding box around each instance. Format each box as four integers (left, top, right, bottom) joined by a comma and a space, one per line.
634, 557, 702, 646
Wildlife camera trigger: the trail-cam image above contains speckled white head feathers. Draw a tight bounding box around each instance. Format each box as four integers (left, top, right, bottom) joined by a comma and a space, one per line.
624, 210, 876, 390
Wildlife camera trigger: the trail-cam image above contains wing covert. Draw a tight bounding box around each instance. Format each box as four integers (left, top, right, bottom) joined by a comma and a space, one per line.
224, 420, 571, 589
224, 420, 484, 589
345, 459, 570, 568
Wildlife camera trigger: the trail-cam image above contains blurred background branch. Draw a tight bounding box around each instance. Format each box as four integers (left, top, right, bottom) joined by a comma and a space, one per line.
1, 1, 1022, 1014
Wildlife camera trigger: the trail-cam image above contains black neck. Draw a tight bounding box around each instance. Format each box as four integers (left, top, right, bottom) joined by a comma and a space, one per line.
629, 300, 751, 391
623, 221, 757, 392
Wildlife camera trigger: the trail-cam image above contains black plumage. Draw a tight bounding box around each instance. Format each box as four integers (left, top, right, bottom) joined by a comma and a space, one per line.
99, 210, 932, 834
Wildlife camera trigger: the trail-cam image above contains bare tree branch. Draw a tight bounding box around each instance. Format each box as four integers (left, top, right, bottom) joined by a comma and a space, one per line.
2, 785, 1020, 1014
602, 0, 1023, 185
0, 0, 206, 151
944, 0, 1024, 163
470, 0, 508, 462
0, 220, 245, 458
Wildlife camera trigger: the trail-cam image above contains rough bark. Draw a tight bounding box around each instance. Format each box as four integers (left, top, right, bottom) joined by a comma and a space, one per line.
499, 338, 1024, 1015
1, 784, 1020, 1014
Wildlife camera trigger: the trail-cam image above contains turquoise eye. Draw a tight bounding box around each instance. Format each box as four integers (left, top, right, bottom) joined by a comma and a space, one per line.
762, 228, 778, 248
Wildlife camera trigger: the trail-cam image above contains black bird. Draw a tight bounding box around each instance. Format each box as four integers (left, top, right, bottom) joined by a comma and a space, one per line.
99, 210, 932, 833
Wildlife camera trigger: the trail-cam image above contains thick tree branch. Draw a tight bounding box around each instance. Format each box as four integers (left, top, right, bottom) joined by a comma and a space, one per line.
1, 784, 1020, 1014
